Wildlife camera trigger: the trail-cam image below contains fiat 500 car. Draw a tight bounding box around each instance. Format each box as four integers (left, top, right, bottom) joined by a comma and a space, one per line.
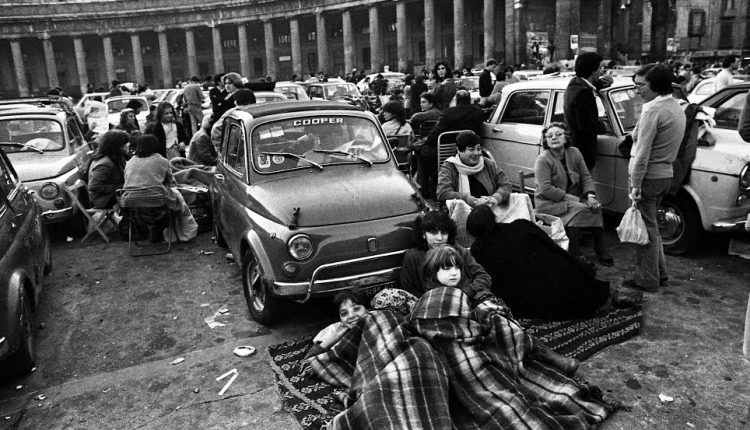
0, 104, 92, 231
482, 77, 750, 255
211, 101, 425, 324
0, 146, 51, 379
307, 82, 371, 111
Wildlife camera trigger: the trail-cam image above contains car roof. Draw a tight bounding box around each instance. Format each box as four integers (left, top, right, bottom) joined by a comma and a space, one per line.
500, 76, 633, 93
230, 100, 362, 119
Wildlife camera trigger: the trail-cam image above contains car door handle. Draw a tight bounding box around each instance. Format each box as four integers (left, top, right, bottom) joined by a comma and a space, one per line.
214, 174, 225, 181
492, 127, 503, 133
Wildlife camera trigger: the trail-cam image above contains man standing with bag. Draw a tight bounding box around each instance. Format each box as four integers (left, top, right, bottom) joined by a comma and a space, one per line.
624, 64, 685, 293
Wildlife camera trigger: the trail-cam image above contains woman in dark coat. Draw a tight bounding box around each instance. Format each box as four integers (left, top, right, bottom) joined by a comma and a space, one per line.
466, 204, 619, 320
87, 130, 129, 209
430, 61, 458, 110
145, 101, 188, 159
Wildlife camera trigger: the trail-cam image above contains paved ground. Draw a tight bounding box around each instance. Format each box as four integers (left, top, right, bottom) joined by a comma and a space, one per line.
0, 229, 748, 429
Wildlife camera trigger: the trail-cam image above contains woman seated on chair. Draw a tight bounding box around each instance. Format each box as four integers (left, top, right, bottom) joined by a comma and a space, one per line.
399, 210, 493, 305
436, 130, 511, 208
123, 134, 197, 243
145, 102, 188, 160
533, 122, 613, 266
380, 101, 414, 138
87, 130, 129, 209
409, 92, 441, 137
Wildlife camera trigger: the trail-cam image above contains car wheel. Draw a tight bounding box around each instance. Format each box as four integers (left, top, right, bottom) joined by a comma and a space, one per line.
3, 288, 36, 379
659, 194, 701, 255
242, 251, 279, 325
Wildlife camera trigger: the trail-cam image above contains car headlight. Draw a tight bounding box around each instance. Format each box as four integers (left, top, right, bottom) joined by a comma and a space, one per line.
39, 183, 60, 200
741, 163, 750, 190
287, 234, 314, 260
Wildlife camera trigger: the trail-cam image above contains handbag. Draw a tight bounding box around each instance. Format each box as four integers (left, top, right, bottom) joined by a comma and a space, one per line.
616, 200, 650, 245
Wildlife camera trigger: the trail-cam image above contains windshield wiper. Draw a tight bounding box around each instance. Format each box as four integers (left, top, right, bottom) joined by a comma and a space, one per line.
261, 151, 323, 170
313, 149, 373, 166
0, 142, 44, 154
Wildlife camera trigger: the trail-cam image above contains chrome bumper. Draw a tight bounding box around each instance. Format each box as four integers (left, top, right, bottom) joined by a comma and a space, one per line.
42, 206, 74, 222
273, 249, 406, 302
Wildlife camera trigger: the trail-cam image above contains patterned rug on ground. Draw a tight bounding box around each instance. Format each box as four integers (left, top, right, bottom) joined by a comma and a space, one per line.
267, 306, 642, 430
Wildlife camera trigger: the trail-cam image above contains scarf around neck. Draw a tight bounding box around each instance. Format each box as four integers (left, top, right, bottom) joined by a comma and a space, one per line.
446, 155, 485, 196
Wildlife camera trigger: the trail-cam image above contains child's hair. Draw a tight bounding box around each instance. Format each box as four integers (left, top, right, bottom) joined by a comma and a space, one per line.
422, 245, 468, 288
331, 290, 368, 314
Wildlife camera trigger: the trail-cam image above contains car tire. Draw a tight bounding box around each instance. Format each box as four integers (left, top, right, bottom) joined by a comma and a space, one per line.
3, 288, 36, 380
242, 251, 279, 325
659, 194, 701, 255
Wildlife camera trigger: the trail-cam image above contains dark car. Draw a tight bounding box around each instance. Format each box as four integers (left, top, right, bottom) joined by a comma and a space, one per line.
0, 146, 51, 379
211, 101, 426, 324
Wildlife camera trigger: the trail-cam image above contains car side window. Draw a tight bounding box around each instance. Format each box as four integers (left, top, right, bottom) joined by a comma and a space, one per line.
550, 91, 565, 124
67, 119, 84, 150
224, 124, 244, 175
713, 92, 746, 130
0, 153, 17, 200
500, 91, 548, 125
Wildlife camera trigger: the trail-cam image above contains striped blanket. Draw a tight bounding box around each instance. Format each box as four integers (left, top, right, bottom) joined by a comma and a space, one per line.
308, 287, 613, 429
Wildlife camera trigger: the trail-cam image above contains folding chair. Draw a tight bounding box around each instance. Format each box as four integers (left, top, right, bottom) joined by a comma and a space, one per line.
63, 180, 117, 244
518, 170, 536, 197
436, 130, 466, 172
116, 186, 173, 257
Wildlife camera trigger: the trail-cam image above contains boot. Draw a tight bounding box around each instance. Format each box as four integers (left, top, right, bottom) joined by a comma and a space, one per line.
566, 227, 582, 257
592, 227, 614, 266
532, 341, 579, 376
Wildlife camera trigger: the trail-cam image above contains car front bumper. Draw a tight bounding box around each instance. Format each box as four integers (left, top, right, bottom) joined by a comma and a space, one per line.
41, 206, 75, 223
272, 249, 406, 302
712, 213, 750, 233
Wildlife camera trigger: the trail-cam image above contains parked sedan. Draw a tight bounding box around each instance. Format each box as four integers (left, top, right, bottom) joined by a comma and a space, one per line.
1, 104, 92, 229
211, 101, 425, 324
0, 146, 51, 379
274, 82, 309, 101
106, 95, 150, 132
482, 78, 750, 254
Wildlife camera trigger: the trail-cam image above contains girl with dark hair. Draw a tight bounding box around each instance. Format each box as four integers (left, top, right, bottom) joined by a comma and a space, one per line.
408, 75, 429, 117
380, 100, 414, 137
115, 108, 141, 146
399, 210, 492, 303
533, 122, 613, 265
145, 102, 188, 159
421, 245, 470, 291
303, 290, 370, 360
431, 61, 457, 110
87, 130, 129, 209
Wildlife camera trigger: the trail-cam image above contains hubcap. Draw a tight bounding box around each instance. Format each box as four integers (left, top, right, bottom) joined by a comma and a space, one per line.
658, 205, 683, 244
247, 262, 265, 312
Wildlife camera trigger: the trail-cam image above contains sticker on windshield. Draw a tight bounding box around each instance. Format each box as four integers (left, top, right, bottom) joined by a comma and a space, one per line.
293, 117, 344, 126
271, 155, 285, 165
611, 91, 630, 104
257, 154, 271, 168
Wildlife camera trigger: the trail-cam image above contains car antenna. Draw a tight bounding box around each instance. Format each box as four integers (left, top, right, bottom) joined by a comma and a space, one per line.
289, 207, 300, 230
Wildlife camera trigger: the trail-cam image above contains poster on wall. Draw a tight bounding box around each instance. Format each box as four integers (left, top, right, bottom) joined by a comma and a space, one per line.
579, 33, 597, 53
570, 34, 579, 50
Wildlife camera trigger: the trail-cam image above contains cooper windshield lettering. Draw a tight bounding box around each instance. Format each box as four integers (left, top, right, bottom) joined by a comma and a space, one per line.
292, 117, 343, 126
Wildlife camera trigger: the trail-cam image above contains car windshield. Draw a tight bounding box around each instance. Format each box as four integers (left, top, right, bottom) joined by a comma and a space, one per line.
459, 77, 479, 90
251, 115, 389, 173
0, 118, 65, 152
108, 98, 147, 114
325, 83, 361, 98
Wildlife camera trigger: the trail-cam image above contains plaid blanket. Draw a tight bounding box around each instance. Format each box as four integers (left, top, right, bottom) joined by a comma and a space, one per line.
308, 287, 613, 429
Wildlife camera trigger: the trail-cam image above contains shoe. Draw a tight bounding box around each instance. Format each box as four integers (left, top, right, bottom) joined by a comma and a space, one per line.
597, 254, 614, 267
622, 279, 658, 293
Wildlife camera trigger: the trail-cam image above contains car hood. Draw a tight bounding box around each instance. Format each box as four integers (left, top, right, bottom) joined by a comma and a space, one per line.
247, 167, 420, 227
6, 151, 79, 182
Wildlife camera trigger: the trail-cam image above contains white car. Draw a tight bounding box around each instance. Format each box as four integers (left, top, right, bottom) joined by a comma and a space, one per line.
686, 77, 747, 104
274, 82, 309, 101
106, 96, 150, 132
481, 78, 750, 254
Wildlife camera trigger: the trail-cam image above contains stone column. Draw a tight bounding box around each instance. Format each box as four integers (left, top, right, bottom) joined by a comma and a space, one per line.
316, 13, 330, 73
73, 36, 89, 96
102, 36, 116, 85
483, 0, 495, 61
238, 24, 250, 78
342, 10, 355, 74
453, 0, 465, 71
264, 21, 277, 79
504, 0, 515, 64
42, 36, 59, 90
10, 40, 29, 97
515, 3, 528, 65
424, 0, 436, 68
556, 0, 581, 60
212, 26, 224, 74
596, 0, 612, 58
396, 1, 409, 73
290, 18, 302, 79
185, 29, 198, 79
130, 33, 144, 84
369, 5, 383, 72
157, 30, 172, 88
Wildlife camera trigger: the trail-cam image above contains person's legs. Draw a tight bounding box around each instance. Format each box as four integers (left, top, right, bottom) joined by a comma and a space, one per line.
416, 146, 437, 198
634, 178, 670, 288
187, 106, 203, 135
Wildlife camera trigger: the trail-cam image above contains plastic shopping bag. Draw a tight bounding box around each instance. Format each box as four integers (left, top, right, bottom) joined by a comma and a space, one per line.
616, 201, 650, 245
535, 213, 569, 251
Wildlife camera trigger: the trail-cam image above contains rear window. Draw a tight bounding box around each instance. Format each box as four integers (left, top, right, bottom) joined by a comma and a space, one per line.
108, 98, 147, 114
0, 118, 65, 152
251, 115, 389, 173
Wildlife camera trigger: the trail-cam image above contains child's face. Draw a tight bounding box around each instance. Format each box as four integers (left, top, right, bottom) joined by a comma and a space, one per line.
436, 265, 461, 287
339, 298, 367, 328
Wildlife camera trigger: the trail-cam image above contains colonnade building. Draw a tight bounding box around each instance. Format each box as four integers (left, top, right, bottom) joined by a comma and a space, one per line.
1, 0, 749, 98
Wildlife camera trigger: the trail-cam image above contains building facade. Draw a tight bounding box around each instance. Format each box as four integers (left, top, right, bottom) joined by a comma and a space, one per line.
1, 0, 749, 98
